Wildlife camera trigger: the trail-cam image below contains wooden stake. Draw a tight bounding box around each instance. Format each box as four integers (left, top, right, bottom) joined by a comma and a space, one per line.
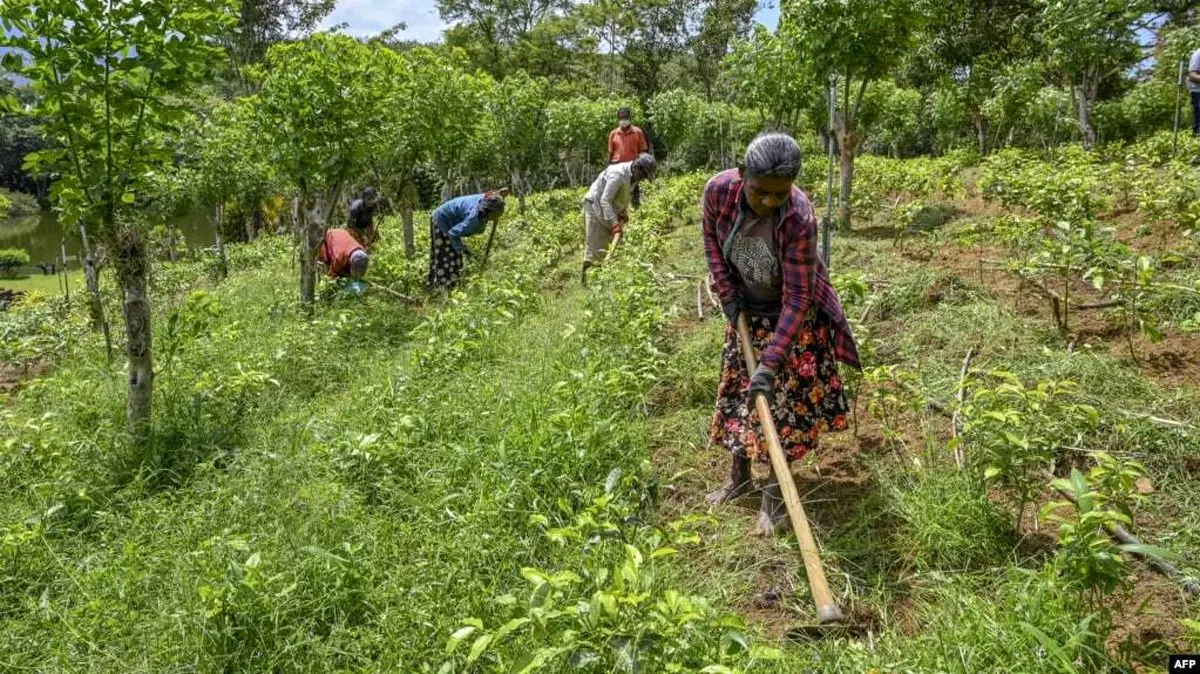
952, 347, 976, 469
704, 273, 720, 310
481, 217, 500, 270
366, 279, 416, 303
59, 238, 70, 300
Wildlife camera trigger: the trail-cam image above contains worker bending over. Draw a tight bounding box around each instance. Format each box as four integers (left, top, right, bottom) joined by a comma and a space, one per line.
429, 191, 507, 290
319, 228, 370, 280
581, 152, 656, 286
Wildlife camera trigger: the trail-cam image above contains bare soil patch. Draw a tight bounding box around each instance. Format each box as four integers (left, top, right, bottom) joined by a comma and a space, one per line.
0, 359, 51, 395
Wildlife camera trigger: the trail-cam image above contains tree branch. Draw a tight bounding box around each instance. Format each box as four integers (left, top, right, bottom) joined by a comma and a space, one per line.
50, 64, 98, 209
851, 76, 869, 124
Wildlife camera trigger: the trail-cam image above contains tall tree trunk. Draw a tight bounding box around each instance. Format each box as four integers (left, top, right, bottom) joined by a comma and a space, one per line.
245, 202, 261, 242
976, 118, 988, 155
440, 181, 453, 202
1073, 79, 1097, 151
80, 224, 104, 330
214, 204, 228, 282
298, 193, 335, 312
166, 226, 178, 263
79, 223, 114, 362
513, 169, 526, 214
113, 229, 153, 452
402, 206, 415, 259
299, 198, 318, 312
838, 138, 855, 231
836, 75, 867, 231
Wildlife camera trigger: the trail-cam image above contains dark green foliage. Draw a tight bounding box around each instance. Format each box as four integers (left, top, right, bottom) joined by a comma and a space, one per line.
0, 247, 30, 276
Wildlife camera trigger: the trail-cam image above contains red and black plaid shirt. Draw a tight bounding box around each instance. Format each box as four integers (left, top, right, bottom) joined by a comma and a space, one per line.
701, 169, 860, 371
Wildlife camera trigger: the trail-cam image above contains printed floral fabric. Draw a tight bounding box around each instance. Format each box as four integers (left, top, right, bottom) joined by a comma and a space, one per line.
709, 311, 850, 463
428, 224, 464, 289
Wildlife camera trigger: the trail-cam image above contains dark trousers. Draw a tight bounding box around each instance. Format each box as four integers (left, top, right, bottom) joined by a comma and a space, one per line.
1192, 91, 1200, 136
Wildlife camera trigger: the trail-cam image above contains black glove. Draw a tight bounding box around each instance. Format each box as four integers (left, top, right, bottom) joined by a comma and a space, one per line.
748, 366, 775, 402
722, 299, 742, 325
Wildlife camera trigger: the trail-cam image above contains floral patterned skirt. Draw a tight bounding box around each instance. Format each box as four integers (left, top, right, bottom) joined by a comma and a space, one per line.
709, 311, 850, 463
427, 223, 463, 289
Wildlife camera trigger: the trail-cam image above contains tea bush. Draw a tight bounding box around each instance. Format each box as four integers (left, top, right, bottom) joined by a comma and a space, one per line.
0, 247, 31, 277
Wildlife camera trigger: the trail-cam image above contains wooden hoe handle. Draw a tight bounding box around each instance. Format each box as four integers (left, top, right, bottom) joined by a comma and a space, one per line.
735, 313, 844, 624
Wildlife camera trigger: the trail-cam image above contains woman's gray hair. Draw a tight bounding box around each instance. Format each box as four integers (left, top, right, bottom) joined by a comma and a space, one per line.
743, 132, 802, 180
631, 152, 656, 180
479, 194, 507, 215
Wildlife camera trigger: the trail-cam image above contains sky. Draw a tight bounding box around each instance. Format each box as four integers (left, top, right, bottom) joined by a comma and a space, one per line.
320, 0, 781, 43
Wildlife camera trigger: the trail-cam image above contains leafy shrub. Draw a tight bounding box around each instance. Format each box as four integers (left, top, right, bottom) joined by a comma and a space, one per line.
650, 89, 760, 172
546, 97, 642, 186
1094, 79, 1175, 145
0, 292, 84, 373
962, 372, 1100, 525
1041, 461, 1159, 602
442, 477, 782, 673
0, 247, 31, 277
0, 188, 39, 217
1127, 130, 1200, 166
861, 80, 923, 157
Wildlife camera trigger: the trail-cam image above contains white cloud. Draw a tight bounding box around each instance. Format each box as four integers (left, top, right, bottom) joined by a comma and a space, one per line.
320, 0, 448, 43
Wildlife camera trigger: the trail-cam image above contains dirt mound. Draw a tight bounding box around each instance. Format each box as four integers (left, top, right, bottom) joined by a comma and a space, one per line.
0, 288, 27, 310
0, 359, 50, 395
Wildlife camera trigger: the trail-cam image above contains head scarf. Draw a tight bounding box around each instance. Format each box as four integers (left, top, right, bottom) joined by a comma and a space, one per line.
348, 250, 369, 279
479, 189, 508, 215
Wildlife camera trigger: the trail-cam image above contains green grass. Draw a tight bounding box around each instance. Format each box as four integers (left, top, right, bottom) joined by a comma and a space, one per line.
1, 174, 1197, 673
0, 269, 84, 295
643, 217, 1198, 672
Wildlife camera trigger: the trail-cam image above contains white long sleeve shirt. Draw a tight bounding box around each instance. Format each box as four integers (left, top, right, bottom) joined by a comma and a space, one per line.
584, 162, 633, 225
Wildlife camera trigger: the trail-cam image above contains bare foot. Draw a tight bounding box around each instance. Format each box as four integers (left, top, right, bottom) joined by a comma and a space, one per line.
705, 479, 751, 505
753, 509, 789, 536
753, 479, 788, 536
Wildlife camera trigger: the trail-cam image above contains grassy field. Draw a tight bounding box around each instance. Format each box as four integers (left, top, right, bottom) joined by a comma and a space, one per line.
0, 269, 84, 295
1, 161, 1198, 672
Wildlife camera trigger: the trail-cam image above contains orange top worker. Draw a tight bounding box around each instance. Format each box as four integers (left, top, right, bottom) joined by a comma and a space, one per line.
318, 228, 370, 280
608, 106, 650, 208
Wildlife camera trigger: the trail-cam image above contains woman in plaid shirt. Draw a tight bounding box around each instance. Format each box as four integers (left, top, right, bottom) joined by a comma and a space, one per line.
702, 133, 861, 536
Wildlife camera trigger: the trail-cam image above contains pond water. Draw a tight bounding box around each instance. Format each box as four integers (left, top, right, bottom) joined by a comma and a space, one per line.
0, 208, 217, 268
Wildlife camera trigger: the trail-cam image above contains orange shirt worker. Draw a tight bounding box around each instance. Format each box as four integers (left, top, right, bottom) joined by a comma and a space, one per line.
318, 228, 369, 280
608, 106, 650, 208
